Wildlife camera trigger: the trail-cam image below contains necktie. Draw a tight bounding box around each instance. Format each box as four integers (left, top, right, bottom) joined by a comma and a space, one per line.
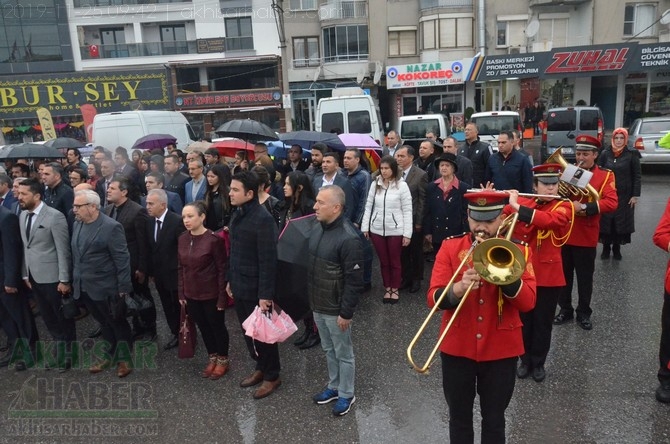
155, 219, 162, 242
110, 206, 118, 220
0, 197, 4, 206
26, 212, 34, 241
403, 171, 407, 180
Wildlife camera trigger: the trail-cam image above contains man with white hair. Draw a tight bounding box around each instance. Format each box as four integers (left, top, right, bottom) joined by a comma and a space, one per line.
71, 189, 134, 378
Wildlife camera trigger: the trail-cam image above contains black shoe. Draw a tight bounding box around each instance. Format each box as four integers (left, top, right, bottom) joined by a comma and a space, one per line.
145, 330, 158, 342
87, 325, 103, 339
532, 365, 546, 382
399, 280, 411, 290
613, 251, 622, 260
363, 283, 372, 293
656, 383, 670, 403
516, 363, 530, 379
409, 281, 421, 293
299, 333, 321, 350
553, 312, 574, 325
601, 245, 610, 259
293, 328, 311, 347
577, 317, 592, 330
164, 335, 179, 351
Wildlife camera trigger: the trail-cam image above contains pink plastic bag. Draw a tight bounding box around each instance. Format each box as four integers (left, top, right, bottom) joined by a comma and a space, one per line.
242, 304, 298, 344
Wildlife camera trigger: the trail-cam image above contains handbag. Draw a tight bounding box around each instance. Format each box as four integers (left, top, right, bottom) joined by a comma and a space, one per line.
61, 295, 80, 320
124, 292, 154, 316
178, 303, 197, 359
241, 304, 298, 344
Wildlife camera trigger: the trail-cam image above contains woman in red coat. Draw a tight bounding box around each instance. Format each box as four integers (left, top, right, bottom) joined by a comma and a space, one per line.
178, 201, 229, 380
652, 198, 670, 403
504, 163, 574, 382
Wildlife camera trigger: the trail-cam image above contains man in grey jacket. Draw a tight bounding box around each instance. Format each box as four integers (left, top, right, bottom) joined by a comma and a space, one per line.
309, 185, 363, 417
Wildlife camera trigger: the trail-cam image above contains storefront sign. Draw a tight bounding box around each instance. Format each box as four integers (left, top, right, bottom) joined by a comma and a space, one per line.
479, 54, 547, 79
0, 70, 169, 119
386, 59, 479, 89
174, 89, 282, 110
628, 43, 670, 71
196, 38, 226, 54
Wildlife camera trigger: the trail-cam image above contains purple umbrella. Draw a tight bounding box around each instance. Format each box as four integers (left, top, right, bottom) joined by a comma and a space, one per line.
338, 133, 380, 148
132, 134, 177, 150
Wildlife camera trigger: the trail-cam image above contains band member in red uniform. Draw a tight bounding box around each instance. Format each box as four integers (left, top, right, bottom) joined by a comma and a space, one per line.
554, 135, 618, 331
503, 164, 574, 383
427, 191, 536, 443
652, 198, 670, 403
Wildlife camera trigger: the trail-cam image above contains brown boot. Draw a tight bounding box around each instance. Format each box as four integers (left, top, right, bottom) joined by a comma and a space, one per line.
253, 379, 282, 399
209, 356, 229, 380
240, 370, 264, 387
202, 354, 218, 378
116, 362, 132, 378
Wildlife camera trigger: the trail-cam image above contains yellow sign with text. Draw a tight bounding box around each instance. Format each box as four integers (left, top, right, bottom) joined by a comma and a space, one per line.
36, 107, 57, 141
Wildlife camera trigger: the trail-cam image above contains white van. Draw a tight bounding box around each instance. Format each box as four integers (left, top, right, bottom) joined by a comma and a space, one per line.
398, 114, 450, 150
315, 90, 383, 144
469, 111, 524, 151
92, 111, 197, 153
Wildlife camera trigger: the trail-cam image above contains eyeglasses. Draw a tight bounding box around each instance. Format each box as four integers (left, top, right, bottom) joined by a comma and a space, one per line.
73, 203, 91, 209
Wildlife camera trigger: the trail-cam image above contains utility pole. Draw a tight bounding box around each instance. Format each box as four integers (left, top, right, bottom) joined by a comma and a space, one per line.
272, 0, 293, 132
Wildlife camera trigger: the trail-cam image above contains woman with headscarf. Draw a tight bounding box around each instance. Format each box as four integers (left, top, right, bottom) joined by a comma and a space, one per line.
597, 127, 641, 260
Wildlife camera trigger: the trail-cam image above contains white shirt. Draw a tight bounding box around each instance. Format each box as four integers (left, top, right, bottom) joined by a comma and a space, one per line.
321, 173, 336, 188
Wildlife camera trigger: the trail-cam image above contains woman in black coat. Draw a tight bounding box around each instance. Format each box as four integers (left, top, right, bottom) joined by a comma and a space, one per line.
204, 164, 232, 232
598, 127, 641, 260
423, 153, 470, 255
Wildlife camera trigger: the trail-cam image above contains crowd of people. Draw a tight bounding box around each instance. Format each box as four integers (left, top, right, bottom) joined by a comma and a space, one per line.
0, 121, 664, 431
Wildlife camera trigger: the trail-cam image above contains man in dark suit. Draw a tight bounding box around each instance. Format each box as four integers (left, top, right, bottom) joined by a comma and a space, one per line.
71, 189, 133, 378
95, 158, 116, 207
143, 173, 183, 215
114, 148, 140, 187
10, 177, 25, 216
18, 178, 71, 371
145, 189, 185, 350
382, 130, 402, 157
227, 170, 280, 399
0, 174, 17, 210
42, 163, 74, 218
312, 152, 356, 221
163, 154, 189, 204
0, 204, 37, 371
395, 146, 428, 293
105, 177, 155, 341
281, 145, 309, 179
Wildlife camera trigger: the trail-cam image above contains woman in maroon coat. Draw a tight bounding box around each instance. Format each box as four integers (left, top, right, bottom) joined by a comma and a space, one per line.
178, 200, 229, 380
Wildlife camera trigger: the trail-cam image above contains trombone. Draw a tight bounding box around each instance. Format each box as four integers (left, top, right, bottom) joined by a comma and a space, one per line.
465, 189, 559, 200
406, 213, 526, 374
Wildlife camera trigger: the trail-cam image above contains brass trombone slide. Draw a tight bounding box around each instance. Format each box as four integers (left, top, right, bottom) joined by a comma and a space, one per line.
465, 189, 559, 200
406, 213, 525, 374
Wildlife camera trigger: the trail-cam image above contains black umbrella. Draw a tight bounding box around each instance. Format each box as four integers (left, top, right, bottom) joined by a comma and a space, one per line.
279, 130, 345, 151
0, 143, 65, 160
133, 134, 177, 150
276, 214, 318, 321
44, 137, 85, 150
215, 119, 278, 142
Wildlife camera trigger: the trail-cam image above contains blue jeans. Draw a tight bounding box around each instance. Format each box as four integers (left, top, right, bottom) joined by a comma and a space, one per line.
313, 312, 355, 399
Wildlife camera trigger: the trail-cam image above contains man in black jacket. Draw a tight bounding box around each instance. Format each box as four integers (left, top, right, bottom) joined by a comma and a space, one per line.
43, 163, 74, 218
309, 185, 363, 417
458, 122, 492, 188
227, 170, 280, 400
163, 154, 190, 204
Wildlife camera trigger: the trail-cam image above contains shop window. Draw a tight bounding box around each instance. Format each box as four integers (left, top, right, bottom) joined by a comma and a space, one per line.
322, 25, 368, 63
289, 0, 316, 10
388, 30, 416, 57
496, 20, 525, 48
438, 17, 473, 49
293, 37, 320, 68
623, 3, 656, 37
225, 17, 254, 51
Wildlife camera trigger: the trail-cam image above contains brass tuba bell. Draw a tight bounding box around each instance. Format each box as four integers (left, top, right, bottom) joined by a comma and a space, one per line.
545, 148, 600, 204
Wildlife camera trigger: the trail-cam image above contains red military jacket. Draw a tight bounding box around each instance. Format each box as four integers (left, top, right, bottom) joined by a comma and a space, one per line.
427, 233, 536, 362
567, 165, 617, 247
653, 197, 670, 294
503, 197, 574, 287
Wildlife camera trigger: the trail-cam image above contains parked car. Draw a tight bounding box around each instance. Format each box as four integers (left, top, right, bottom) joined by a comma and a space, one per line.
628, 117, 670, 164
541, 106, 604, 163
469, 111, 524, 151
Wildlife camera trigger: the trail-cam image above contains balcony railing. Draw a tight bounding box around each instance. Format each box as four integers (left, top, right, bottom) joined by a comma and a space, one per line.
319, 0, 367, 20
419, 0, 472, 10
81, 41, 198, 59
322, 53, 368, 63
73, 0, 188, 7
292, 57, 321, 68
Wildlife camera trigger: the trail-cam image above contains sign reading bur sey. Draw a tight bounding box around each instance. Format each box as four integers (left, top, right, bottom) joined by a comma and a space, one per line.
386, 58, 477, 89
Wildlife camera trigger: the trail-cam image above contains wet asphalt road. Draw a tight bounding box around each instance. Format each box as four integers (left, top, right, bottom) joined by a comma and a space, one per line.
1, 149, 670, 443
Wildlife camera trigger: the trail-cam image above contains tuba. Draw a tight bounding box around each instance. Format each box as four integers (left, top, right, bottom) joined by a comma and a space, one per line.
545, 148, 600, 204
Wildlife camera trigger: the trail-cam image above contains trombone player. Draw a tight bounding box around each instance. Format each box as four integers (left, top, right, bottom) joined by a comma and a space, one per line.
504, 164, 574, 383
553, 135, 618, 330
427, 191, 536, 443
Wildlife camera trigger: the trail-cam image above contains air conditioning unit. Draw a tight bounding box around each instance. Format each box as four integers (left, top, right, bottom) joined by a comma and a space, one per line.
532, 41, 553, 52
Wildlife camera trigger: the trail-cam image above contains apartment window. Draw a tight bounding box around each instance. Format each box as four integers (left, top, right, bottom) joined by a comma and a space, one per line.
160, 25, 186, 55
322, 25, 368, 63
101, 27, 127, 58
497, 21, 507, 46
293, 37, 319, 67
289, 0, 316, 10
388, 30, 416, 56
496, 20, 526, 48
421, 21, 436, 50
225, 17, 253, 51
624, 3, 656, 37
438, 17, 473, 48
538, 18, 568, 46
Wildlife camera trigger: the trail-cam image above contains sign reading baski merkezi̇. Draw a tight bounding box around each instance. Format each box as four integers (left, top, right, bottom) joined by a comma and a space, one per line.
174, 89, 282, 110
0, 69, 169, 119
479, 54, 548, 79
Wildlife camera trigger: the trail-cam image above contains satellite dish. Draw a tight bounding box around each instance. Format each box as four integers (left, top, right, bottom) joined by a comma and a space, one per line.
312, 66, 322, 82
525, 19, 540, 38
373, 61, 383, 84
661, 9, 670, 25
356, 68, 366, 83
